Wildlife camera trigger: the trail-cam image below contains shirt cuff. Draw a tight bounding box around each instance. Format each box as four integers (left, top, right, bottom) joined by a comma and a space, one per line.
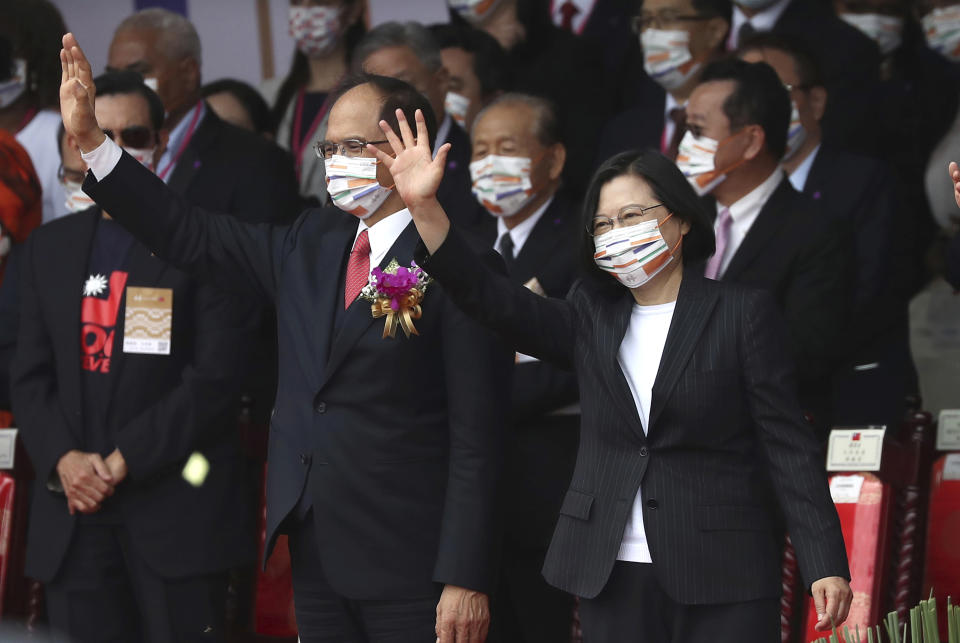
81, 135, 123, 181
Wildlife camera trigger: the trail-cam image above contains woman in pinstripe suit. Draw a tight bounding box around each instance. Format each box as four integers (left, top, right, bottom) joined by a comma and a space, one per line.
374, 110, 852, 643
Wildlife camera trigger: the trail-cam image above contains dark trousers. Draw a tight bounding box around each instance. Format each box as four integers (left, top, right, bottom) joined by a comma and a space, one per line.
487, 544, 574, 643
288, 511, 440, 643
579, 562, 780, 643
45, 523, 228, 643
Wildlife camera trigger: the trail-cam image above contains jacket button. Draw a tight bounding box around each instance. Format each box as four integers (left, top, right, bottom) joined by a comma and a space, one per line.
299, 454, 309, 465
647, 499, 659, 510
639, 447, 649, 457
314, 401, 326, 414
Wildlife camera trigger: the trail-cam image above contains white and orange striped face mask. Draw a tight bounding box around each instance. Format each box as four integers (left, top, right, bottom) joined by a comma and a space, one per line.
593, 213, 682, 288
469, 154, 539, 218
675, 130, 748, 196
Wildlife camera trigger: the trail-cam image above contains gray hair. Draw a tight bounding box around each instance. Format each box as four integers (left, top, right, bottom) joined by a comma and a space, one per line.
352, 21, 442, 73
473, 93, 562, 147
115, 8, 202, 66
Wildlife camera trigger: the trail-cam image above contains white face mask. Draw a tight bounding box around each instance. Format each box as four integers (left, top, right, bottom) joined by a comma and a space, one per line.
676, 130, 748, 196
593, 215, 680, 288
923, 6, 960, 62
289, 6, 343, 58
142, 76, 159, 93
324, 155, 393, 219
448, 0, 503, 23
784, 100, 807, 160
63, 179, 95, 213
124, 146, 157, 171
641, 29, 702, 92
840, 13, 904, 56
0, 58, 27, 110
444, 91, 470, 129
469, 154, 538, 218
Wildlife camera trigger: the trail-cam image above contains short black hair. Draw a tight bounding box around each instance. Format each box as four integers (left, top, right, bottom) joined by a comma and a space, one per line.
737, 32, 824, 88
636, 0, 732, 17
200, 78, 272, 135
93, 70, 166, 132
580, 149, 715, 291
427, 23, 509, 98
331, 73, 438, 150
698, 58, 791, 160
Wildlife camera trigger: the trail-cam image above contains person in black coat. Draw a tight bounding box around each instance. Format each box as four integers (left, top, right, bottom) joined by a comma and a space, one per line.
107, 8, 302, 222
466, 93, 581, 643
61, 34, 510, 643
369, 102, 852, 642
12, 82, 258, 641
738, 34, 918, 431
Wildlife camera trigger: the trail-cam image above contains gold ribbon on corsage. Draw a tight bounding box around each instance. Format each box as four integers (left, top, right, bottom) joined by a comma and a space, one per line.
360, 259, 432, 339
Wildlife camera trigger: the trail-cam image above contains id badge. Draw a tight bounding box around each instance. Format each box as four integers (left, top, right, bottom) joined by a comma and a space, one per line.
123, 287, 173, 355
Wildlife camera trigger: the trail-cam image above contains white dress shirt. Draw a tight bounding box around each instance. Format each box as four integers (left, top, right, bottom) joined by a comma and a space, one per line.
495, 195, 553, 258
17, 109, 69, 223
728, 0, 793, 49
713, 168, 784, 277
787, 143, 821, 192
156, 101, 206, 183
550, 0, 597, 34
352, 208, 413, 271
616, 300, 676, 563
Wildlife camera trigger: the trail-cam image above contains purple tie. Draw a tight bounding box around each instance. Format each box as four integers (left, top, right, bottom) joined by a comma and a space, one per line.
705, 207, 732, 280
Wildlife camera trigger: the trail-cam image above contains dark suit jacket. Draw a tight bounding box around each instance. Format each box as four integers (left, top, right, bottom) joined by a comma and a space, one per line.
473, 194, 580, 547
947, 234, 960, 292
707, 178, 846, 424
417, 227, 849, 602
12, 208, 258, 582
436, 118, 481, 229
169, 105, 303, 224
83, 153, 512, 600
803, 146, 912, 371
595, 77, 666, 170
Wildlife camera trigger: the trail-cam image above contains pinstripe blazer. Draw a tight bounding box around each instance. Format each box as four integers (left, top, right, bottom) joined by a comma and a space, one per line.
417, 227, 850, 603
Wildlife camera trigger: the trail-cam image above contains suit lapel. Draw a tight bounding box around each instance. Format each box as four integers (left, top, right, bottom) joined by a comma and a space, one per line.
597, 290, 648, 442
722, 182, 793, 280
320, 220, 420, 388
647, 271, 719, 431
512, 199, 565, 283
167, 106, 216, 195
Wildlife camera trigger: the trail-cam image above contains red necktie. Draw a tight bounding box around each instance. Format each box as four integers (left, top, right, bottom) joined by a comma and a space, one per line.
559, 1, 580, 32
344, 229, 370, 309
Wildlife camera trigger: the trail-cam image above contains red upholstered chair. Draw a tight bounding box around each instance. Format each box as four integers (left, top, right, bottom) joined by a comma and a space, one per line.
253, 462, 297, 637
923, 453, 960, 636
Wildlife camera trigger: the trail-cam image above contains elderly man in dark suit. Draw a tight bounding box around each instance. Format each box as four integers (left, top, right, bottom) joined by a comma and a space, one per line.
13, 70, 258, 642
680, 58, 846, 432
465, 93, 581, 643
60, 33, 510, 643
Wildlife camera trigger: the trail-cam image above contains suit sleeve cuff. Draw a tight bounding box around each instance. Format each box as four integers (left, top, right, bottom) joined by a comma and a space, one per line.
81, 136, 123, 181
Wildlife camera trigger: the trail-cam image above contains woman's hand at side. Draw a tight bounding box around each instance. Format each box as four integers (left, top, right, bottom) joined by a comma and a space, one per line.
368, 108, 452, 254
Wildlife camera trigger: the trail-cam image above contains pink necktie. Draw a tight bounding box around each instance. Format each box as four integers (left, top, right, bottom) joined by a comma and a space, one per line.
344, 229, 370, 309
559, 1, 580, 31
704, 207, 732, 280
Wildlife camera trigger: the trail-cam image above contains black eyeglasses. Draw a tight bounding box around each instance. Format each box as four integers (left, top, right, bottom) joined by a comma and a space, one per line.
631, 11, 712, 33
589, 203, 667, 236
102, 125, 155, 149
315, 138, 390, 159
57, 164, 86, 184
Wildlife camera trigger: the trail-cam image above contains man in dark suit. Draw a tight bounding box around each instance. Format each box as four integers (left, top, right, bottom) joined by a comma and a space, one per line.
61, 32, 510, 643
106, 8, 302, 223
596, 0, 731, 166
739, 35, 917, 430
466, 93, 580, 643
353, 22, 479, 230
682, 58, 845, 430
726, 0, 881, 151
13, 71, 257, 642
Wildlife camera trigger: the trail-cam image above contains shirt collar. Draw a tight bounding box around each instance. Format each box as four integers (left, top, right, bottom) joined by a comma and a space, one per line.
664, 93, 682, 121
434, 113, 453, 155
722, 166, 784, 223
497, 195, 554, 256
730, 0, 793, 48
166, 101, 206, 157
354, 207, 413, 267
787, 143, 821, 192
